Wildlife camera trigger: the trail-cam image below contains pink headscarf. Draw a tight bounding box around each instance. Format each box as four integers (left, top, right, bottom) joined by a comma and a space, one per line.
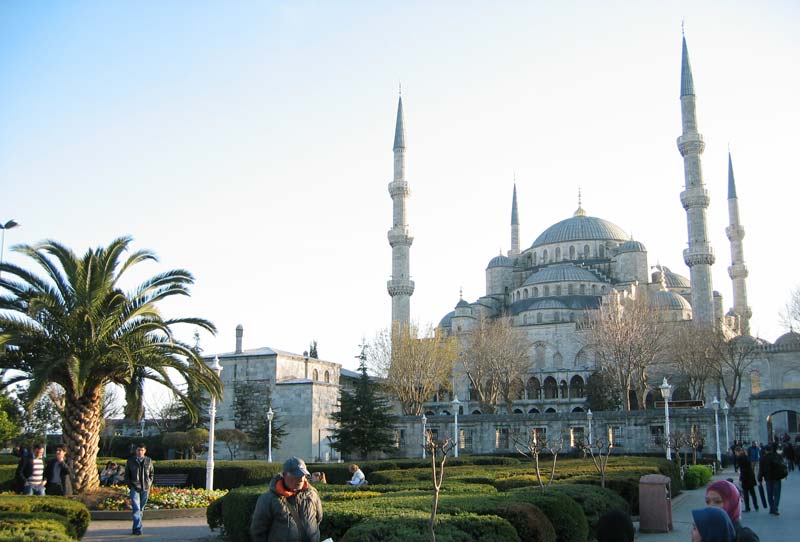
707, 480, 741, 522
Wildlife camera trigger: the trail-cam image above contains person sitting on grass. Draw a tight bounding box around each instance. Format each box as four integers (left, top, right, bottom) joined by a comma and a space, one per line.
346, 464, 366, 486
691, 507, 735, 542
705, 480, 759, 542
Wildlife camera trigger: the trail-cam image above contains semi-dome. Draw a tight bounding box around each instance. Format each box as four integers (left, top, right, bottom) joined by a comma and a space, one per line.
522, 264, 602, 286
649, 290, 692, 311
618, 240, 647, 253
487, 254, 513, 269
774, 331, 800, 347
439, 310, 455, 328
653, 265, 691, 288
532, 213, 629, 248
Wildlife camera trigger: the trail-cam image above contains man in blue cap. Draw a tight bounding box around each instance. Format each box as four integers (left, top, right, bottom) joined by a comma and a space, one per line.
250, 456, 323, 542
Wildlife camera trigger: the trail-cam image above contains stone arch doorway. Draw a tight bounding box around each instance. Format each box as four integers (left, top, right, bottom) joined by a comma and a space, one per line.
749, 389, 800, 445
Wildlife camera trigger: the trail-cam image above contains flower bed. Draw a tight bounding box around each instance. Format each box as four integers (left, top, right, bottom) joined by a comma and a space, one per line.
96, 486, 227, 510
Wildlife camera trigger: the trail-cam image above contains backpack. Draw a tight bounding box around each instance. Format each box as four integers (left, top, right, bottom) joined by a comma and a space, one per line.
772, 455, 788, 480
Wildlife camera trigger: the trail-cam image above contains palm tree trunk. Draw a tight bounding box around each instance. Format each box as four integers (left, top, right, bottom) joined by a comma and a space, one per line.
63, 391, 103, 493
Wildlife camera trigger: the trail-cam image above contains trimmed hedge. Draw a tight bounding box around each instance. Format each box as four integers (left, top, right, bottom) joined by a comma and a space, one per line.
340, 512, 520, 542
0, 496, 90, 539
508, 490, 588, 542
0, 511, 72, 540
684, 465, 713, 489
547, 484, 629, 541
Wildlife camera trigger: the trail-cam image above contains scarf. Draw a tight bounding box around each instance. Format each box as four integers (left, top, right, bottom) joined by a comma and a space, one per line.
275, 477, 308, 497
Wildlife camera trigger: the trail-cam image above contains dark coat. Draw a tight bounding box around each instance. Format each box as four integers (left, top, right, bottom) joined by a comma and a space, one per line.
734, 520, 759, 542
43, 458, 75, 496
250, 475, 323, 542
736, 454, 756, 490
124, 456, 154, 492
758, 450, 783, 482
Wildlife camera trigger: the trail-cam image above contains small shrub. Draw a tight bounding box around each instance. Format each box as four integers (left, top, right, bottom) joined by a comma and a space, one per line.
0, 496, 90, 539
684, 465, 713, 489
510, 490, 588, 542
549, 483, 629, 540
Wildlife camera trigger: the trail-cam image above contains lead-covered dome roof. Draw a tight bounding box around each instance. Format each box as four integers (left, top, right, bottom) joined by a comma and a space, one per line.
618, 240, 647, 253
653, 265, 691, 288
774, 331, 800, 347
649, 290, 692, 311
487, 254, 513, 269
532, 212, 629, 248
522, 264, 603, 286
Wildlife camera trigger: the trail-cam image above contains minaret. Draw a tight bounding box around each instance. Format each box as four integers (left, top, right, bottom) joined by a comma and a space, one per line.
509, 184, 520, 257
387, 95, 414, 326
677, 34, 715, 326
725, 152, 751, 334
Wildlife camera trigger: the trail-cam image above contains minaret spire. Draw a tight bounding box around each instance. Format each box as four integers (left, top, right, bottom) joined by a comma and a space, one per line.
509, 183, 520, 257
387, 95, 414, 326
677, 33, 715, 326
725, 152, 751, 334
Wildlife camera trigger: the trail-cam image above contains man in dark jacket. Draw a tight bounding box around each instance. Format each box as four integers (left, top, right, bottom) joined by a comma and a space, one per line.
124, 443, 154, 536
44, 446, 74, 496
758, 444, 786, 515
250, 457, 323, 542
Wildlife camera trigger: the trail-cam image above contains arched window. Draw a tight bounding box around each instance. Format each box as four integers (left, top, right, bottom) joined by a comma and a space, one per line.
750, 371, 761, 394
567, 284, 573, 295
544, 377, 558, 399
584, 245, 590, 258
601, 285, 607, 294
471, 409, 482, 415
569, 312, 575, 322
530, 286, 537, 297
592, 284, 597, 294
534, 345, 546, 368
543, 249, 549, 263
559, 380, 568, 398
324, 370, 330, 383
313, 369, 319, 380
532, 252, 538, 265
536, 313, 543, 324
528, 407, 540, 414
572, 406, 585, 413
545, 407, 557, 413
523, 288, 529, 299
526, 377, 542, 400
511, 377, 524, 400
599, 245, 605, 258
513, 408, 524, 414
555, 247, 561, 261
544, 286, 550, 296
553, 311, 560, 322
569, 246, 576, 259
580, 284, 586, 294
553, 352, 563, 367
555, 285, 562, 296
528, 254, 533, 266
469, 381, 479, 401
570, 375, 585, 398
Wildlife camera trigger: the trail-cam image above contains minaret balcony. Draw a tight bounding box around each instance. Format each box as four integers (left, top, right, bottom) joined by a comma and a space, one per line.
677, 133, 705, 156
683, 245, 715, 267
725, 225, 745, 241
727, 263, 749, 280
388, 180, 410, 197
387, 279, 415, 296
387, 229, 413, 247
680, 188, 710, 210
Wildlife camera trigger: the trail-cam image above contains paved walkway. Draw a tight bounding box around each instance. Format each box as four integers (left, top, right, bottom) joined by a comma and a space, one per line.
84, 467, 799, 541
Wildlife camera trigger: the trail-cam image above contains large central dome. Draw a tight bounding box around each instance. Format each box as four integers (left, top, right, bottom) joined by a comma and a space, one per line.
532, 211, 629, 248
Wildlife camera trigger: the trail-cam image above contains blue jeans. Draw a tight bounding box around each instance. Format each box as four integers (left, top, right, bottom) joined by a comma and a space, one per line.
130, 487, 149, 533
23, 483, 45, 496
766, 480, 781, 513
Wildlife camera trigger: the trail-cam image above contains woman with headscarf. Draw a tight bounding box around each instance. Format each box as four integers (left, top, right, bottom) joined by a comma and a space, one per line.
691, 507, 736, 542
705, 480, 759, 542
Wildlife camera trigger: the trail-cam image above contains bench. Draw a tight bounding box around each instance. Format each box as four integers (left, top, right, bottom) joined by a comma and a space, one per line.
153, 473, 189, 487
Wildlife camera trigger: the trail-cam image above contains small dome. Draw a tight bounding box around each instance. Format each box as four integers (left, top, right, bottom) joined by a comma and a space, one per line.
522, 264, 602, 286
439, 310, 455, 328
731, 335, 768, 348
455, 298, 470, 309
618, 240, 647, 253
487, 254, 513, 269
775, 331, 800, 347
653, 265, 691, 288
532, 214, 629, 248
649, 290, 692, 311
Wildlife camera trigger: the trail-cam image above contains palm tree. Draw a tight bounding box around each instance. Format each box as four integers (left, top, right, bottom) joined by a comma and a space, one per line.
0, 237, 222, 492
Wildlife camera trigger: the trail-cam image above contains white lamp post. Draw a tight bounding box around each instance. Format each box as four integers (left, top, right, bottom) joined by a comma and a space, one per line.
267, 406, 274, 463
0, 219, 19, 279
722, 401, 730, 461
421, 413, 427, 459
206, 356, 222, 491
712, 397, 722, 463
452, 396, 460, 458
587, 409, 593, 445
660, 377, 673, 460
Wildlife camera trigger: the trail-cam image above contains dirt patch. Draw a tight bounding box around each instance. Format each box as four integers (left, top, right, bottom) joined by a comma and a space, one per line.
70, 487, 122, 510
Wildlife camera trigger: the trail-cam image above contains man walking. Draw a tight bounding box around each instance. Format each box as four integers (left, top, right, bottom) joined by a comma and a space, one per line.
758, 443, 788, 515
124, 443, 154, 536
748, 441, 761, 468
18, 444, 46, 496
250, 457, 323, 541
44, 446, 74, 496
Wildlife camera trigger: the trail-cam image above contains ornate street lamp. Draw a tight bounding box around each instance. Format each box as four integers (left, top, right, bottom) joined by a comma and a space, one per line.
452, 396, 460, 458
267, 406, 275, 463
421, 413, 427, 459
722, 401, 730, 461
587, 409, 593, 445
206, 356, 223, 491
712, 397, 722, 463
660, 378, 673, 460
0, 219, 19, 279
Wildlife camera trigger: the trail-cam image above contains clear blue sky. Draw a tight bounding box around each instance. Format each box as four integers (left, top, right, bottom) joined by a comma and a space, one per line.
2, 1, 798, 393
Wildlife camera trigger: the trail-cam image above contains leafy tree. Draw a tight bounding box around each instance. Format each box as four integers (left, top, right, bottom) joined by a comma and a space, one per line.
330, 350, 395, 459
0, 237, 222, 491
369, 322, 458, 415
0, 394, 20, 446
162, 428, 208, 459
216, 428, 248, 460
231, 381, 286, 452
584, 370, 622, 412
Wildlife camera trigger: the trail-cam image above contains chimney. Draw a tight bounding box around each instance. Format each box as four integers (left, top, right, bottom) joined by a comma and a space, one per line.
235, 324, 243, 354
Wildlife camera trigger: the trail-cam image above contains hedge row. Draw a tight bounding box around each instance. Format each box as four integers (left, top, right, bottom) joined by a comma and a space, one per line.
0, 496, 91, 540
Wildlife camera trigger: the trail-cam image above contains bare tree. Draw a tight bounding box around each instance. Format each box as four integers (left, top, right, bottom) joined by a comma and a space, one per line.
459, 317, 531, 414
780, 286, 800, 331
513, 428, 563, 491
369, 322, 458, 416
686, 425, 705, 465
424, 431, 456, 542
709, 331, 760, 407
667, 323, 716, 400
577, 435, 614, 488
587, 292, 668, 411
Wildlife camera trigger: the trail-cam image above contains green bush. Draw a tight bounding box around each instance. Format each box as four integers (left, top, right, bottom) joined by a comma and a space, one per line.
509, 490, 588, 542
0, 512, 72, 539
340, 512, 520, 542
0, 531, 73, 542
206, 495, 223, 531
0, 466, 17, 493
0, 496, 90, 539
684, 465, 713, 490
485, 503, 555, 542
548, 484, 629, 540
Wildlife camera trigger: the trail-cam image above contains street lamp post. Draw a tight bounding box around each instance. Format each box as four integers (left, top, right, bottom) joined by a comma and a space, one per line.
0, 219, 19, 278
712, 397, 722, 463
267, 406, 274, 463
722, 401, 730, 461
452, 396, 460, 458
206, 356, 223, 491
587, 409, 593, 445
421, 413, 427, 459
660, 377, 673, 460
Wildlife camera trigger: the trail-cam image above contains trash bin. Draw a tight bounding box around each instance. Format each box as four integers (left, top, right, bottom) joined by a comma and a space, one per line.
639, 474, 672, 533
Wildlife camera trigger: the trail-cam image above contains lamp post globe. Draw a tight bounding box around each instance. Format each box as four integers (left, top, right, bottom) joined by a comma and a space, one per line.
451, 396, 460, 458
267, 406, 275, 463
421, 413, 427, 459
659, 377, 673, 460
206, 356, 223, 491
711, 397, 721, 463
587, 409, 593, 445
